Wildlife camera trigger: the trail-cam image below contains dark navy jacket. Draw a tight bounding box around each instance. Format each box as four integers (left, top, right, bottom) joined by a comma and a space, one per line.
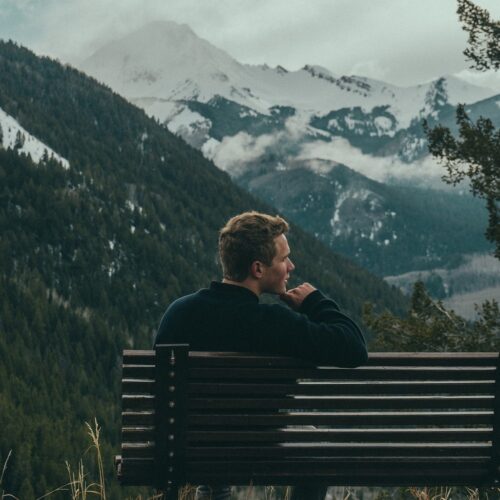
154, 281, 367, 367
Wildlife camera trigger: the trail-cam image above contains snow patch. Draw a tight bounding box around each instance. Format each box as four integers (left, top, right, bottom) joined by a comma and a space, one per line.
126, 200, 143, 214
166, 105, 211, 135
0, 107, 70, 169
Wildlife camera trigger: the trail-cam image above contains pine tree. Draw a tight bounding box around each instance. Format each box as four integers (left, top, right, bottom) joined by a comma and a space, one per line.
425, 0, 500, 258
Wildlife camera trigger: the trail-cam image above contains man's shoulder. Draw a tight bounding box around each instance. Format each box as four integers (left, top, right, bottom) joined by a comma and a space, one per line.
165, 288, 207, 315
154, 289, 208, 345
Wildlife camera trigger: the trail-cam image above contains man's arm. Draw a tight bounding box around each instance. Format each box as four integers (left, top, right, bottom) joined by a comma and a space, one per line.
263, 282, 368, 367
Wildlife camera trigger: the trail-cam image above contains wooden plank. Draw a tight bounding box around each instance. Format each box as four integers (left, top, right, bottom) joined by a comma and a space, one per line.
122, 411, 155, 426
186, 428, 493, 444
123, 379, 155, 394
187, 351, 498, 367
188, 367, 496, 381
123, 350, 154, 364
188, 381, 495, 397
189, 395, 495, 411
185, 457, 491, 485
186, 458, 489, 471
122, 443, 154, 459
122, 427, 154, 443
187, 411, 494, 427
185, 443, 492, 459
122, 395, 155, 411
121, 441, 493, 460
122, 365, 155, 379
122, 351, 498, 367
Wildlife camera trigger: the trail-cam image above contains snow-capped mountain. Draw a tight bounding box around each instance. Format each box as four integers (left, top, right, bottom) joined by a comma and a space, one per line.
81, 21, 499, 185
0, 107, 70, 168
79, 21, 498, 277
81, 21, 495, 123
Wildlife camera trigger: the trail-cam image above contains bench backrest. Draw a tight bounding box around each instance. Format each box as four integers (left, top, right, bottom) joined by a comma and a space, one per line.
118, 345, 500, 491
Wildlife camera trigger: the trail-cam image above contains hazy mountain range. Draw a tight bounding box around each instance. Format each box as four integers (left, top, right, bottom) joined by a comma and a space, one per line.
80, 20, 499, 183
78, 20, 500, 282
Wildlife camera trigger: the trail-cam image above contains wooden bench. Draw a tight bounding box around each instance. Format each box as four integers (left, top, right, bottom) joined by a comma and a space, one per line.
116, 345, 500, 497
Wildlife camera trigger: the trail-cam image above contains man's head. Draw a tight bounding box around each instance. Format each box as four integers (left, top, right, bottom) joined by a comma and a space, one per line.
219, 211, 295, 294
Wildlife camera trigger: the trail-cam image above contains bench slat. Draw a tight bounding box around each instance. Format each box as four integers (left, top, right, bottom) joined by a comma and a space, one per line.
122, 395, 155, 411
187, 411, 494, 426
123, 380, 155, 394
122, 411, 155, 426
188, 367, 496, 381
122, 352, 498, 367
187, 352, 498, 368
121, 442, 493, 459
122, 427, 493, 444
186, 428, 493, 443
189, 396, 495, 410
188, 381, 495, 396
123, 365, 155, 378
185, 443, 493, 458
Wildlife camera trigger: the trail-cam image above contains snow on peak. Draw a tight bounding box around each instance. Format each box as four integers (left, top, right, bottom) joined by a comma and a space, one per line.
302, 65, 337, 80
439, 74, 498, 105
0, 107, 70, 169
81, 20, 245, 101
79, 21, 500, 128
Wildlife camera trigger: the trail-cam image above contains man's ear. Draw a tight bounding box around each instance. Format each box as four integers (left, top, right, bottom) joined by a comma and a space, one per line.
250, 260, 264, 279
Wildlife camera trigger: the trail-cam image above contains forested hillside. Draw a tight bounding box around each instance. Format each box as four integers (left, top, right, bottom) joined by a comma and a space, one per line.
0, 41, 406, 498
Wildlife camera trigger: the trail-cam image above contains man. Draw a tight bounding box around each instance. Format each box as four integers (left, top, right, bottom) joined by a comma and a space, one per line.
155, 211, 368, 499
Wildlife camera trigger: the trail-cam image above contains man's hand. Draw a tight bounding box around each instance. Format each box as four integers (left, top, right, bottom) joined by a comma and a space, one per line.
280, 282, 317, 311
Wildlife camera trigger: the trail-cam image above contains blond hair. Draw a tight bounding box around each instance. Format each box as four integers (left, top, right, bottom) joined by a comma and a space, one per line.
219, 211, 289, 281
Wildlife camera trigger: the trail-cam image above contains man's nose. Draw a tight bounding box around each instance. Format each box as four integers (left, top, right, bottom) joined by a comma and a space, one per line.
288, 259, 295, 271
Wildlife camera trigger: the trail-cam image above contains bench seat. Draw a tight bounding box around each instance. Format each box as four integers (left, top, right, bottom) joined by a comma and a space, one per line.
116, 346, 500, 494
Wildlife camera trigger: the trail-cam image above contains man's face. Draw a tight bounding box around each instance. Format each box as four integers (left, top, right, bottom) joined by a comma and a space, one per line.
260, 234, 295, 295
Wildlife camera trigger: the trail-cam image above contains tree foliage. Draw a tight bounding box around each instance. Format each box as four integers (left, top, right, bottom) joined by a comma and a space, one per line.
365, 281, 500, 352
425, 106, 500, 258
457, 0, 500, 70
425, 1, 500, 259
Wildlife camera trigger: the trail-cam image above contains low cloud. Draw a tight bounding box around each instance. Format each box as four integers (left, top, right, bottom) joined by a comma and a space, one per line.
297, 136, 444, 185
205, 131, 278, 176
203, 116, 445, 188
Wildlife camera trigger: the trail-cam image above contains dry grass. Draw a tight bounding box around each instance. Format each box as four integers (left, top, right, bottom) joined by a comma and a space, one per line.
408, 487, 452, 500
0, 451, 18, 500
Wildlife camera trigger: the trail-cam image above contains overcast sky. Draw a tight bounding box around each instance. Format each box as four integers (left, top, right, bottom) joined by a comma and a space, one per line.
1, 0, 499, 88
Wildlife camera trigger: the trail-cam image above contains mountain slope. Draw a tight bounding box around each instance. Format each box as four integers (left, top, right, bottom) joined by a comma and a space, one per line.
242, 162, 491, 274
0, 41, 406, 498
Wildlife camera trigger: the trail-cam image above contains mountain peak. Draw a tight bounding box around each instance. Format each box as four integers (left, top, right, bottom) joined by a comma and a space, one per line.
302, 64, 337, 81
81, 20, 242, 99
